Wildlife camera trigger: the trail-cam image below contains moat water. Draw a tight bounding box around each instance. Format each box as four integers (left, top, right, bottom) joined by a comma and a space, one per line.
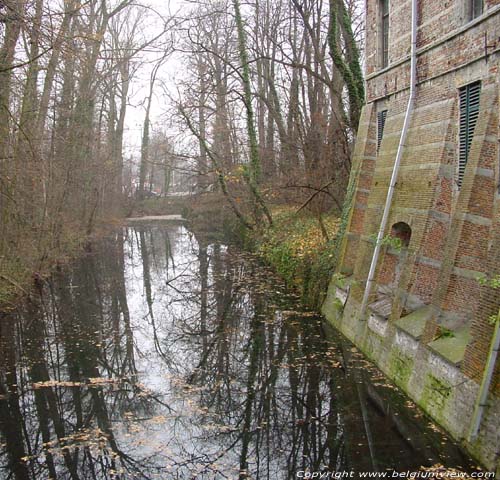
0, 223, 476, 479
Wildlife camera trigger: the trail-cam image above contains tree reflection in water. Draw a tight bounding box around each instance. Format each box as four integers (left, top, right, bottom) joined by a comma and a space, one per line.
0, 225, 471, 479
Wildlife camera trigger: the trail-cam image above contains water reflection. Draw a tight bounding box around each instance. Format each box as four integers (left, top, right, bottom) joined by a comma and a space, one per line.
0, 224, 471, 479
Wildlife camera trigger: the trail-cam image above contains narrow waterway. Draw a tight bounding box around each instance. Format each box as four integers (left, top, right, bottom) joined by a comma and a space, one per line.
0, 223, 474, 479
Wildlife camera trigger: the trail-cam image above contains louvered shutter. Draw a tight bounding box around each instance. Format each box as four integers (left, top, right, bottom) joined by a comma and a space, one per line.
458, 82, 481, 188
377, 110, 387, 153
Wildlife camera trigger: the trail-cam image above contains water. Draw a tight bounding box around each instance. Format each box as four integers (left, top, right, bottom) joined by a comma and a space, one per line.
0, 224, 474, 479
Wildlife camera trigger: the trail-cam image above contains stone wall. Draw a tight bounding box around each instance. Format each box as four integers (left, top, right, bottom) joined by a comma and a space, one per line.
324, 0, 500, 471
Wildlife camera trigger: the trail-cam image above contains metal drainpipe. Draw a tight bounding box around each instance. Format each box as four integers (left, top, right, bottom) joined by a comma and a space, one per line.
468, 312, 500, 441
360, 0, 418, 316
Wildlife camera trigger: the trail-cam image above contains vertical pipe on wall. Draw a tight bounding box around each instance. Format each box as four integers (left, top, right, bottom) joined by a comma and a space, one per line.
360, 0, 418, 316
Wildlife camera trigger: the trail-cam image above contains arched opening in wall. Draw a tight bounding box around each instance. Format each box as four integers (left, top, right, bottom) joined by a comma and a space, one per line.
391, 222, 412, 247
371, 222, 413, 317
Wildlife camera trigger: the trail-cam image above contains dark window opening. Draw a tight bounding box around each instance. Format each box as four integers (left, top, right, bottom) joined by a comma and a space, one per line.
391, 222, 412, 247
377, 110, 387, 152
458, 81, 481, 188
381, 0, 389, 68
470, 0, 483, 20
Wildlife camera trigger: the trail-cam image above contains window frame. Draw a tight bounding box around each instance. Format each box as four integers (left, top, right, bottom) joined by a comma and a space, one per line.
380, 0, 389, 68
469, 0, 483, 21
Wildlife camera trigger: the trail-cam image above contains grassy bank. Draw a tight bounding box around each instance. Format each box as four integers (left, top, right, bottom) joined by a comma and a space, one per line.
181, 195, 342, 310
254, 207, 340, 309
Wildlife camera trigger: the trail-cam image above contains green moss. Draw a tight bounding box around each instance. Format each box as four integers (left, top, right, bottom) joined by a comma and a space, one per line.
464, 434, 486, 464
389, 349, 414, 388
420, 374, 452, 420
321, 280, 345, 324
362, 335, 381, 361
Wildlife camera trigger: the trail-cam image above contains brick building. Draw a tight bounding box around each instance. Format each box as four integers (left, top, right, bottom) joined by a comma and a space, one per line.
322, 0, 500, 470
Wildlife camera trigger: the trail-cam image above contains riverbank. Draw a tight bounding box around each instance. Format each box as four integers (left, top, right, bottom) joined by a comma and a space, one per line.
181, 193, 342, 309
252, 207, 340, 309
0, 195, 190, 309
0, 217, 122, 310
0, 195, 193, 310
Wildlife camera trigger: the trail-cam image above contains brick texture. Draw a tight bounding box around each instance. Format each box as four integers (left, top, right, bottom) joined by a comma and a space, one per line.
325, 1, 500, 470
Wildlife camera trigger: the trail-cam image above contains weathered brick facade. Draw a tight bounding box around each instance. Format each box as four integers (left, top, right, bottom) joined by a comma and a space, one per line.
322, 0, 500, 470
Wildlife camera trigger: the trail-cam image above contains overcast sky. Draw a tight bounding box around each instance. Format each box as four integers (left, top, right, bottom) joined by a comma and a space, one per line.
121, 0, 189, 159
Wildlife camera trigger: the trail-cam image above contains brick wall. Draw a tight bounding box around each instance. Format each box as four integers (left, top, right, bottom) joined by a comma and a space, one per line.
347, 0, 500, 382
323, 1, 500, 470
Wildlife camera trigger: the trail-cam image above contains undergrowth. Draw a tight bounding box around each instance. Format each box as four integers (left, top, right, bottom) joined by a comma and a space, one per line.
0, 218, 120, 311
255, 207, 340, 309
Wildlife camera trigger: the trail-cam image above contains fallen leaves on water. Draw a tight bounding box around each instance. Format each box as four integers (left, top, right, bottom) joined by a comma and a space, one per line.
33, 377, 129, 389
33, 380, 81, 388
88, 377, 119, 385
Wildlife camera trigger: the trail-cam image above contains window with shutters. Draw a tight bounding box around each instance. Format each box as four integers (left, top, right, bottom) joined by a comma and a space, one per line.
380, 0, 389, 68
458, 82, 481, 189
377, 110, 387, 153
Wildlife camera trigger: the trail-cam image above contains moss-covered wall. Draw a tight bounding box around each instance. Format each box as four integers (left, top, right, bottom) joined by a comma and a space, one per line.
323, 4, 500, 471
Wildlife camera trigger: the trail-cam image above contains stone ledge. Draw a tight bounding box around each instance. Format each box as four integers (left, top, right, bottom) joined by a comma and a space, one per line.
428, 327, 471, 367
396, 305, 434, 340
